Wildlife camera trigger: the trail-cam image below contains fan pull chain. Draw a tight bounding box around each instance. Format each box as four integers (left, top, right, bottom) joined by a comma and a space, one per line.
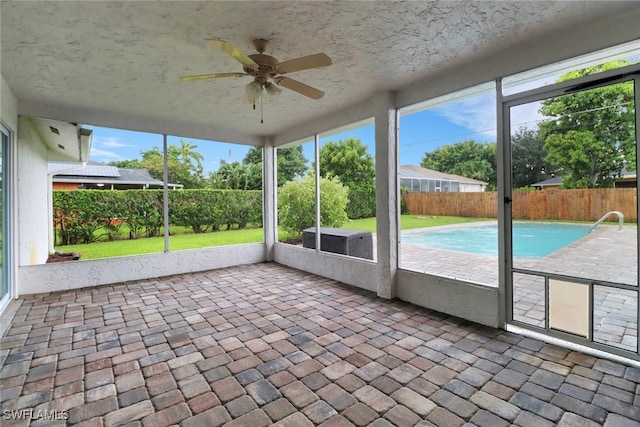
260, 91, 264, 124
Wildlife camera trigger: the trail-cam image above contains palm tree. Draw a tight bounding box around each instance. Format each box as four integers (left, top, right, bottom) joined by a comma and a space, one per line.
178, 139, 204, 170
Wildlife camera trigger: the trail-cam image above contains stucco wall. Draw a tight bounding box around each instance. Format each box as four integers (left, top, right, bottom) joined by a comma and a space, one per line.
18, 243, 266, 295
273, 243, 378, 293
1, 76, 17, 131
17, 118, 50, 266
397, 269, 500, 327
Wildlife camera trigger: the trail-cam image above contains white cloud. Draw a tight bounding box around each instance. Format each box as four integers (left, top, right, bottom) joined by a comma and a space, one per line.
433, 92, 547, 138
90, 147, 124, 161
510, 101, 544, 132
433, 93, 497, 140
95, 136, 134, 148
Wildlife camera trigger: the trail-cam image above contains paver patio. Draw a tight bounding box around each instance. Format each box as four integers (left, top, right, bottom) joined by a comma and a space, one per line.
1, 262, 639, 426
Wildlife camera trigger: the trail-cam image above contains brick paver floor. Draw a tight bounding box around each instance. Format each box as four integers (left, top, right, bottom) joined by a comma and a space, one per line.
1, 262, 639, 426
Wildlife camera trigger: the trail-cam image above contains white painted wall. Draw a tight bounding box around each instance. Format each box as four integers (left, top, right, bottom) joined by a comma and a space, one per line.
1, 76, 17, 131
273, 243, 378, 293
460, 183, 486, 193
17, 117, 50, 266
18, 243, 265, 295
397, 269, 499, 327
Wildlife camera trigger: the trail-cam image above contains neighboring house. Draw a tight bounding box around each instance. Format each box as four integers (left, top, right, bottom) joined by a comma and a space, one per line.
532, 168, 637, 189
49, 162, 183, 190
399, 165, 487, 193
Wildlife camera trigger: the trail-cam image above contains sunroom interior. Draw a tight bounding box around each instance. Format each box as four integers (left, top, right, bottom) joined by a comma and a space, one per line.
1, 0, 640, 366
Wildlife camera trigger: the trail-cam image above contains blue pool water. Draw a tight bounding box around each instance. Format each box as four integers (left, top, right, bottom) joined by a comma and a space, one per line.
402, 222, 591, 258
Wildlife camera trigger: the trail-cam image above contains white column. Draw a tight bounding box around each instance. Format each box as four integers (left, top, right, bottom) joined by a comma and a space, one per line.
314, 134, 321, 252
496, 78, 508, 328
374, 91, 399, 299
162, 134, 169, 253
263, 139, 276, 261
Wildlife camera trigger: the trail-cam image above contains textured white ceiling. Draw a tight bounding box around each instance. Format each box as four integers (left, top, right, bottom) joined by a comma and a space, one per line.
1, 1, 638, 145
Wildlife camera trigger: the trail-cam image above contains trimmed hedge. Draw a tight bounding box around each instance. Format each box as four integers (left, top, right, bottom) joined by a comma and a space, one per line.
53, 189, 262, 245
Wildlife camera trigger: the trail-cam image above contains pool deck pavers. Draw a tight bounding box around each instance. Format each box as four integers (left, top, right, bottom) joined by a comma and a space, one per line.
401, 224, 638, 353
1, 262, 640, 426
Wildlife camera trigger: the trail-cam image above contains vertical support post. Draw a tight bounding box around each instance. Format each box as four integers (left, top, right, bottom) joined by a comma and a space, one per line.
314, 134, 321, 252
162, 134, 169, 253
496, 78, 508, 328
375, 91, 398, 299
47, 173, 55, 254
263, 139, 276, 261
635, 76, 640, 356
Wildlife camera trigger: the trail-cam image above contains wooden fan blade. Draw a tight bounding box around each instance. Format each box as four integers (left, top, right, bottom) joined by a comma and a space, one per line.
276, 53, 332, 74
180, 72, 247, 82
207, 39, 257, 68
275, 77, 324, 100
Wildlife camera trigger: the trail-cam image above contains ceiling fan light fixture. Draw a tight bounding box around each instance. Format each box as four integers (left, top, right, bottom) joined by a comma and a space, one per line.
245, 80, 262, 102
264, 82, 282, 97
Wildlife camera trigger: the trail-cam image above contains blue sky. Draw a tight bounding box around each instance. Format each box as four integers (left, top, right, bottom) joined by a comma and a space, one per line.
87, 92, 501, 175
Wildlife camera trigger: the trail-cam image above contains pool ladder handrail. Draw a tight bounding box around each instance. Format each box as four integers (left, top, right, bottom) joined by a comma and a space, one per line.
590, 210, 624, 232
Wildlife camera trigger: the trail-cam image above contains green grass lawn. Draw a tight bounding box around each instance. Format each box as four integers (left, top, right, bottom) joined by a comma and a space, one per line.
57, 215, 488, 260
57, 227, 269, 260
346, 215, 488, 232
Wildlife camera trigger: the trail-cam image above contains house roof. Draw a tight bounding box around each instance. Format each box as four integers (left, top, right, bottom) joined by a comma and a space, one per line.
531, 176, 563, 187
1, 2, 637, 146
400, 165, 487, 186
49, 162, 183, 189
532, 167, 637, 187
49, 162, 120, 178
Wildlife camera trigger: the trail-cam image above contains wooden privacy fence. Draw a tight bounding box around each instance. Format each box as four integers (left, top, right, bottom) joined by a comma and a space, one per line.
404, 188, 638, 223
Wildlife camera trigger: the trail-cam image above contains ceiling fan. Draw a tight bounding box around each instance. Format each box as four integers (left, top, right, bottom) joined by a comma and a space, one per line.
180, 38, 332, 105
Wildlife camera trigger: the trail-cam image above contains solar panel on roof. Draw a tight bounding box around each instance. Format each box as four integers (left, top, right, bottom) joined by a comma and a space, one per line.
48, 163, 120, 177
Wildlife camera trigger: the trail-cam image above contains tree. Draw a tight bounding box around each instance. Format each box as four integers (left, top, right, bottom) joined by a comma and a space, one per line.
421, 140, 497, 190
511, 127, 556, 188
539, 59, 634, 188
318, 137, 376, 219
276, 146, 308, 185
243, 146, 263, 166
244, 146, 309, 186
140, 145, 205, 189
545, 130, 610, 188
208, 160, 261, 190
108, 159, 141, 169
177, 139, 204, 171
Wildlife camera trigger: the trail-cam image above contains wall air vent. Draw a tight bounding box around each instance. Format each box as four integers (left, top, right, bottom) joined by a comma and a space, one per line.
49, 126, 60, 135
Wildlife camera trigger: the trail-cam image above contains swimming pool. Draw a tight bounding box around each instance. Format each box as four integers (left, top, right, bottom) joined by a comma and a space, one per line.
401, 222, 591, 258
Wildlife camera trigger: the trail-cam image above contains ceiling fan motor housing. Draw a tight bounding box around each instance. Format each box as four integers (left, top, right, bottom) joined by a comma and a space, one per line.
244, 54, 279, 84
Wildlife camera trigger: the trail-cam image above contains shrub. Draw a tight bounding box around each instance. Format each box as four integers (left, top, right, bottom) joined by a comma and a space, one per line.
169, 189, 262, 232
400, 185, 410, 215
278, 175, 348, 234
53, 189, 263, 243
169, 190, 217, 233
346, 182, 376, 219
53, 191, 103, 245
